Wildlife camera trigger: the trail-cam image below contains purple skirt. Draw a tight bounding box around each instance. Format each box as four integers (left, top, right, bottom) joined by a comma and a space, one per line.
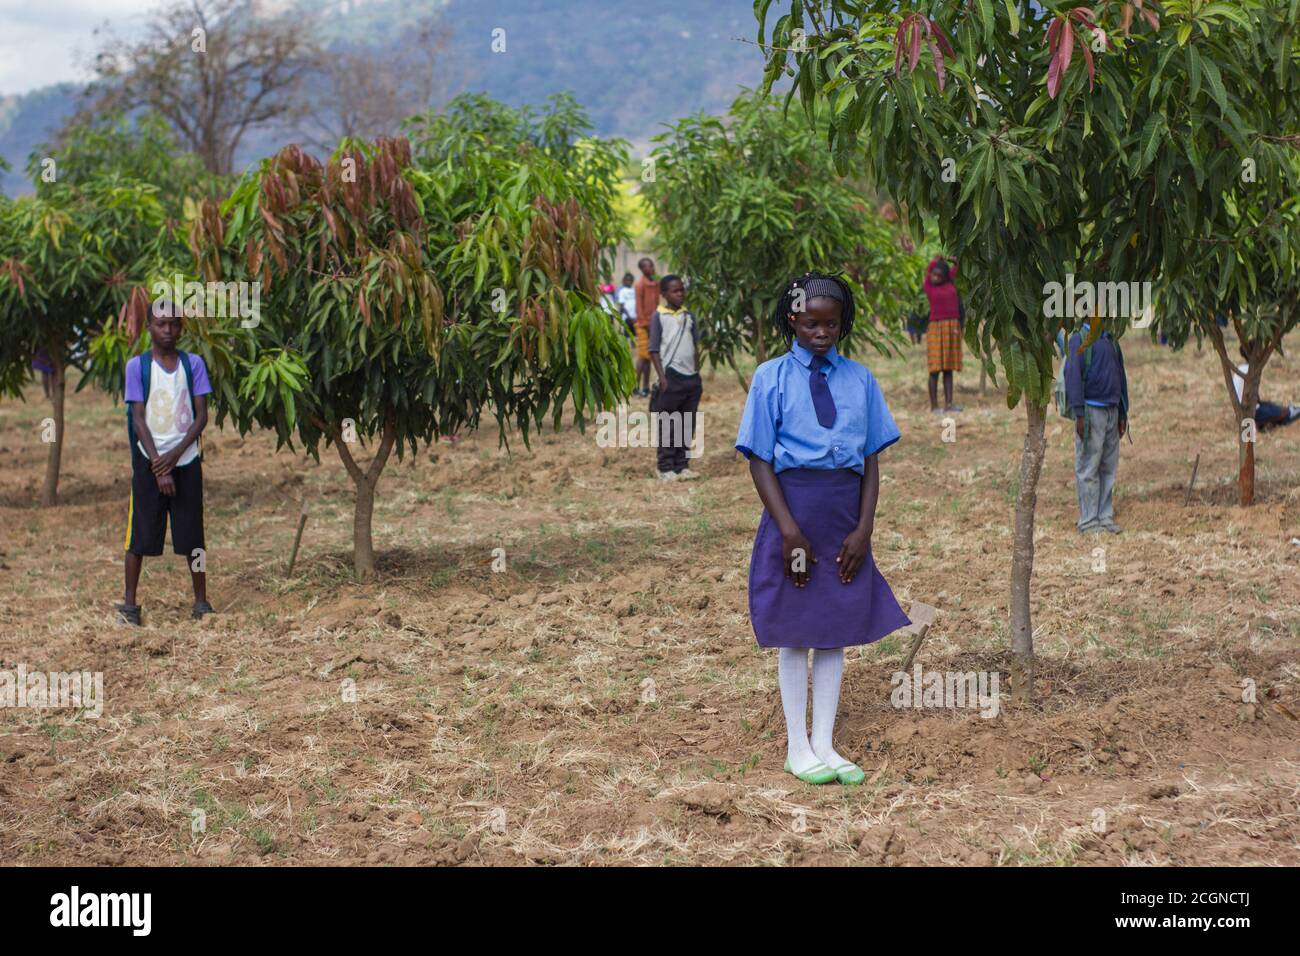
748, 468, 910, 649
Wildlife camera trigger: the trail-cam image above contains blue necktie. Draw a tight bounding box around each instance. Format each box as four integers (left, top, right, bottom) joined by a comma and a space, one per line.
809, 354, 836, 428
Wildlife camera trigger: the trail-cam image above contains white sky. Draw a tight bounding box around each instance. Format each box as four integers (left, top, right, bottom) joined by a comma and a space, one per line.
0, 1, 393, 96
0, 0, 152, 96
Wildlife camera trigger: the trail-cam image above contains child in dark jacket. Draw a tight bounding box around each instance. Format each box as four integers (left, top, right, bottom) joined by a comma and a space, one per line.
1064, 324, 1129, 534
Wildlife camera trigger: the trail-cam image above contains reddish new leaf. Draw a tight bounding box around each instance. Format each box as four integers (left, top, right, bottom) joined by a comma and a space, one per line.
1059, 21, 1075, 75
2, 258, 27, 299
893, 12, 950, 91
1079, 32, 1096, 89
119, 285, 150, 346
930, 19, 955, 58
1046, 18, 1061, 98
928, 36, 947, 92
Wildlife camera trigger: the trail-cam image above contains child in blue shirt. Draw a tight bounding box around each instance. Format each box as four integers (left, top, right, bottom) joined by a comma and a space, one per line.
1064, 324, 1129, 533
735, 272, 910, 786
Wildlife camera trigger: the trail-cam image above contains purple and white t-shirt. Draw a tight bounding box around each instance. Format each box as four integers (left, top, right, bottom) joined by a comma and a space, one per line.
125, 353, 213, 466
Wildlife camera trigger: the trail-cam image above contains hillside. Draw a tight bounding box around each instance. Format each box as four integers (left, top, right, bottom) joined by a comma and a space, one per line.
0, 0, 764, 195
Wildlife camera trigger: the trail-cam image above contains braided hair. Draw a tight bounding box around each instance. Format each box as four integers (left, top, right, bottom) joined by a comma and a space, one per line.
772, 271, 856, 346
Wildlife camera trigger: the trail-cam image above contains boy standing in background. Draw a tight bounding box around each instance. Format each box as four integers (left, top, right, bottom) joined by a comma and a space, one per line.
649, 275, 701, 481
634, 257, 659, 397
1064, 323, 1129, 534
616, 272, 638, 337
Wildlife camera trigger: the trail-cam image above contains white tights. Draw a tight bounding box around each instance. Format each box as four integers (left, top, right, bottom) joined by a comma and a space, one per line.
777, 647, 851, 773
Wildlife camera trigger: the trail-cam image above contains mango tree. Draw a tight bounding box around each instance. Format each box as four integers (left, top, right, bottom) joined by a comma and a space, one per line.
0, 177, 168, 505
641, 91, 919, 378
1099, 0, 1300, 506
28, 112, 222, 218
403, 92, 629, 276
756, 0, 1172, 697
190, 128, 633, 579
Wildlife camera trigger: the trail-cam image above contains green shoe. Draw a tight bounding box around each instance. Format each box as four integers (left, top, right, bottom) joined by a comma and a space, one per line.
783, 757, 838, 785
832, 761, 866, 786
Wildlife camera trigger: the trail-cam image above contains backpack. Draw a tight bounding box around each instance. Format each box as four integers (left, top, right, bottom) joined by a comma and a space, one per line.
126, 351, 200, 460
1053, 342, 1091, 420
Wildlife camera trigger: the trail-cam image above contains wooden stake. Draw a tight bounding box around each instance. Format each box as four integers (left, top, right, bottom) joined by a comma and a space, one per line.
287, 498, 309, 576
1184, 447, 1201, 506
900, 601, 938, 672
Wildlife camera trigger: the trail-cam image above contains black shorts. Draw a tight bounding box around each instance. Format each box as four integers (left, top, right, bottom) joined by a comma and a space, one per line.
124, 449, 205, 558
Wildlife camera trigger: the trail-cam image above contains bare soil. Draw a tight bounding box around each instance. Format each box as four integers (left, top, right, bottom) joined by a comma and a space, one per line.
1, 336, 1298, 865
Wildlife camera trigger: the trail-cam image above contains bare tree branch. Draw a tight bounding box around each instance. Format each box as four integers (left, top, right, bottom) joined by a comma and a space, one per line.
80, 0, 316, 175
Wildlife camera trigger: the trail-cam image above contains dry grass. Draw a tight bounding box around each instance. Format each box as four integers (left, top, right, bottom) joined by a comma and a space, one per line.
0, 335, 1298, 865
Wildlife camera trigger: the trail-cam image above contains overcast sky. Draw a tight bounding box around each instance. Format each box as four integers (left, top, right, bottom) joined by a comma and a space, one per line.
0, 0, 151, 96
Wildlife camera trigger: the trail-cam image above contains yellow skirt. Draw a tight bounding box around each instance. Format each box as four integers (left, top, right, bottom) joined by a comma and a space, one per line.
927, 318, 962, 373
635, 325, 650, 360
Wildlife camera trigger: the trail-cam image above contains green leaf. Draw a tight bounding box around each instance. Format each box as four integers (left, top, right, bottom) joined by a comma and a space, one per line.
976, 0, 994, 43
1187, 46, 1203, 103
1136, 113, 1164, 174
1199, 57, 1229, 114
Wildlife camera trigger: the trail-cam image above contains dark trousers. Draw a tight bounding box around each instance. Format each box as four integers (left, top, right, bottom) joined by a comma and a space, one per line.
126, 448, 205, 556
652, 372, 702, 473
1257, 400, 1285, 425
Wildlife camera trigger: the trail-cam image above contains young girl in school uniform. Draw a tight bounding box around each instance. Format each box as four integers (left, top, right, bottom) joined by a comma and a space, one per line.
735, 272, 910, 785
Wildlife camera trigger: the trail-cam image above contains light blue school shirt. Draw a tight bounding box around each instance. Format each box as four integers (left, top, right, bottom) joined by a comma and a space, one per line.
735, 342, 900, 474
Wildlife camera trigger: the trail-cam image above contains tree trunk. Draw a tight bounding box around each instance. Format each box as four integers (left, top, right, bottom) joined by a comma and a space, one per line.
979, 366, 987, 395
1237, 370, 1263, 507
1239, 439, 1255, 508
1206, 319, 1273, 508
1009, 401, 1048, 702
352, 476, 377, 579
40, 357, 66, 507
329, 414, 398, 581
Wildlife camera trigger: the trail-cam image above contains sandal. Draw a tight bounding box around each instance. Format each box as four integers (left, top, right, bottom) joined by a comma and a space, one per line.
783, 757, 838, 785
191, 600, 215, 620
115, 602, 142, 626
832, 761, 867, 785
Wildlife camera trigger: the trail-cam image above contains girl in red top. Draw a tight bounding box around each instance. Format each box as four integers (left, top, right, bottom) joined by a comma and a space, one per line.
922, 256, 962, 413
